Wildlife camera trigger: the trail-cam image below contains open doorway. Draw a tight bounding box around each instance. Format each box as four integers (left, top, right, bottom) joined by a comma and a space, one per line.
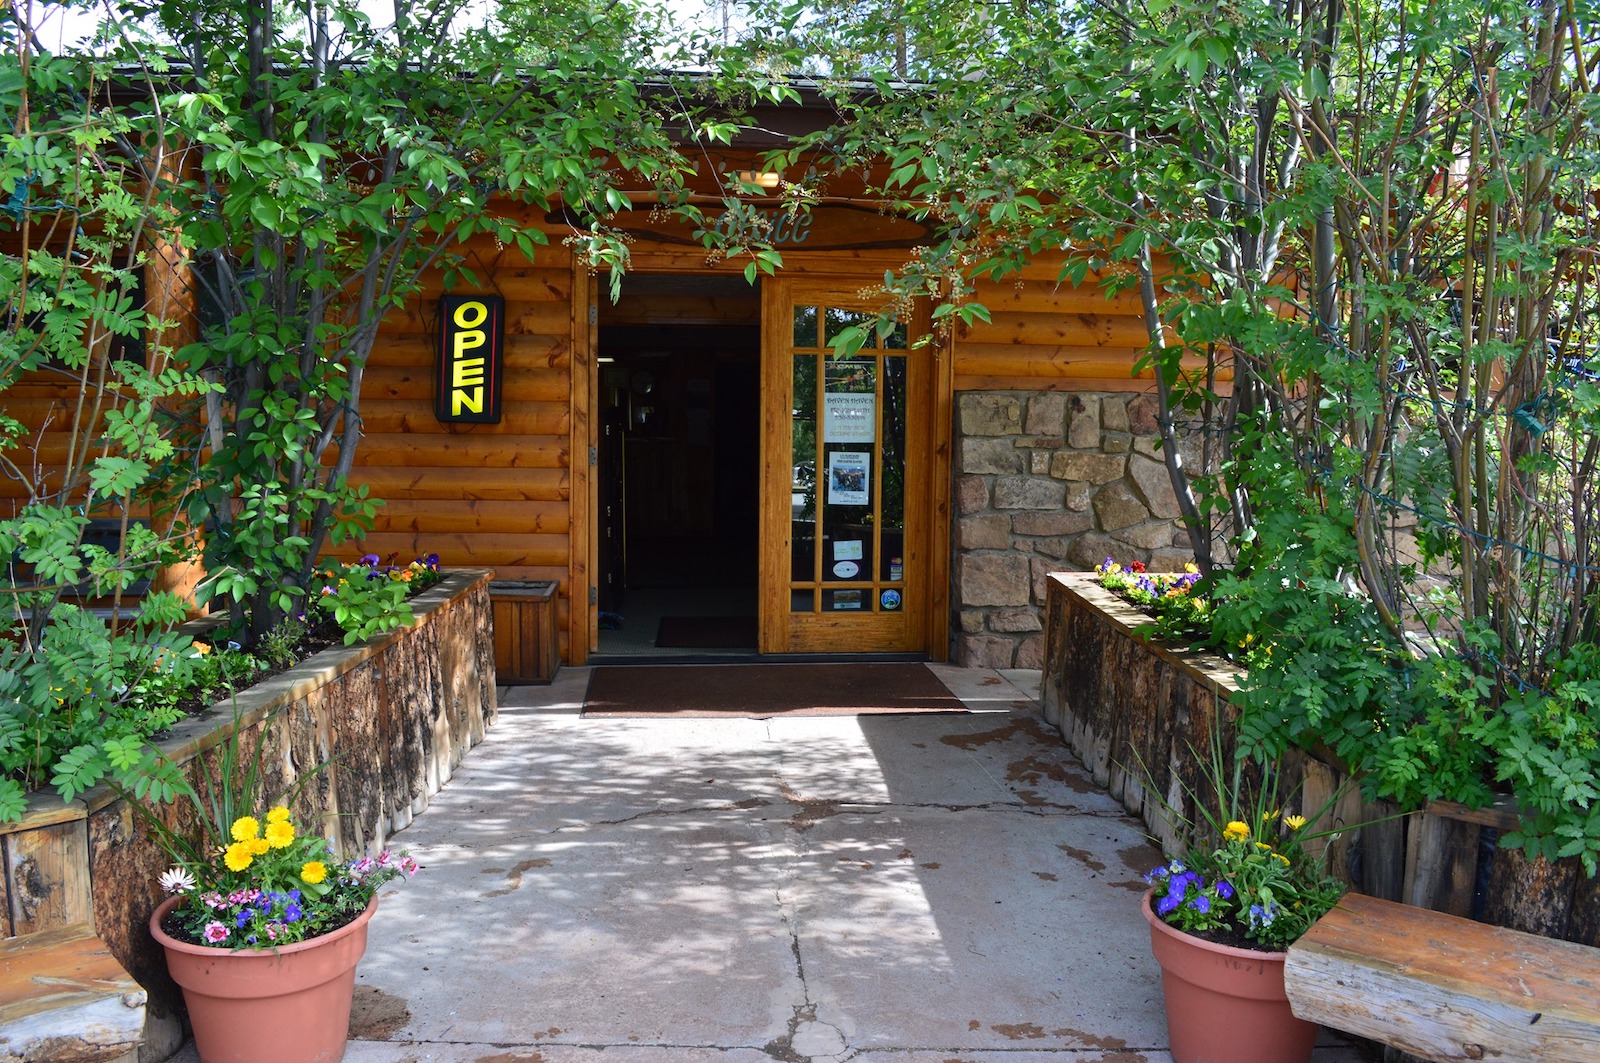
595, 275, 761, 657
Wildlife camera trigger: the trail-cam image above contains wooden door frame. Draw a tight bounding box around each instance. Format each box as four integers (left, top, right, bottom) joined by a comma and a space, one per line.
758, 274, 948, 657
568, 256, 952, 664
569, 266, 597, 665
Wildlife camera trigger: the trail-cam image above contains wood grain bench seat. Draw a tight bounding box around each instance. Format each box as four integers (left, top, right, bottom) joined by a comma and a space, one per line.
1284, 891, 1600, 1063
0, 923, 146, 1063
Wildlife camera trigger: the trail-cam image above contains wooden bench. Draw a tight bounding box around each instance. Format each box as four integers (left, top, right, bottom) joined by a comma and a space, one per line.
1285, 892, 1600, 1063
0, 923, 146, 1063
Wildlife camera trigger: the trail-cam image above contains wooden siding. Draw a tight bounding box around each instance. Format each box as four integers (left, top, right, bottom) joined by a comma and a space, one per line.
955, 251, 1182, 393
349, 234, 578, 657
3, 204, 1166, 666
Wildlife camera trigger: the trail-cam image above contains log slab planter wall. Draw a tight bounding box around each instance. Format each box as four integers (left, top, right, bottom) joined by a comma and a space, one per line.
1041, 571, 1600, 949
0, 568, 498, 1060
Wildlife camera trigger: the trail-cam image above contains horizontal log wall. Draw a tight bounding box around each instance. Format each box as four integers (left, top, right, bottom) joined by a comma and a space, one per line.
955, 253, 1184, 393
3, 205, 1182, 667
356, 239, 576, 613
0, 570, 497, 1060
1041, 571, 1600, 949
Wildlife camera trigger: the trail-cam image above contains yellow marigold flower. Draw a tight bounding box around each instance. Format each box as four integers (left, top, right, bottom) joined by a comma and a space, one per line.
1223, 821, 1250, 842
301, 861, 327, 884
1256, 841, 1273, 852
1274, 852, 1291, 866
1283, 814, 1308, 831
248, 837, 270, 855
224, 842, 253, 872
264, 820, 295, 848
230, 816, 261, 842
266, 806, 291, 823
1184, 562, 1199, 573
193, 641, 212, 655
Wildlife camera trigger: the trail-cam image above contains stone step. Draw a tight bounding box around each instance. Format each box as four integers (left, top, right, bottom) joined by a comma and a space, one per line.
0, 923, 146, 1063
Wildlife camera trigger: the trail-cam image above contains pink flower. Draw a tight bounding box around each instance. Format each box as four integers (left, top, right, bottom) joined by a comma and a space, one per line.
377, 851, 395, 868
399, 856, 419, 876
203, 922, 229, 944
201, 892, 226, 909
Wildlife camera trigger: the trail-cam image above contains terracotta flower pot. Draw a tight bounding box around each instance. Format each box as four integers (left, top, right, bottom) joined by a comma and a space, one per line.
1142, 891, 1319, 1063
151, 894, 377, 1063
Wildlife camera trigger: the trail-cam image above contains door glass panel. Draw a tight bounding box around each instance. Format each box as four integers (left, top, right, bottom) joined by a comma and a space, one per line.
793, 305, 819, 349
821, 354, 875, 609
791, 355, 818, 586
824, 306, 871, 345
788, 302, 908, 616
880, 355, 907, 582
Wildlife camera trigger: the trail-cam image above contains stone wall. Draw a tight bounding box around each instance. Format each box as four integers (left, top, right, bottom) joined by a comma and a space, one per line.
951, 390, 1200, 668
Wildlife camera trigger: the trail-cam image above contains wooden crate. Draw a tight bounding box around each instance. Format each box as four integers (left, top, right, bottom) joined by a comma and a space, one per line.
491, 580, 560, 684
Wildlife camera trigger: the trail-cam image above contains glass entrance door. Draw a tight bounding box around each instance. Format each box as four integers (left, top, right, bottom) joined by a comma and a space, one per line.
760, 279, 930, 654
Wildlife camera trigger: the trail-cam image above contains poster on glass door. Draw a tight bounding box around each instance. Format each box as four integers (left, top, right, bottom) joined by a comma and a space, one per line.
827, 452, 870, 506
823, 361, 875, 443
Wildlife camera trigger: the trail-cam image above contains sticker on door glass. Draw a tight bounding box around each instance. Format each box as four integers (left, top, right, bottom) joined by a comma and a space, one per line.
827, 452, 870, 505
880, 589, 902, 611
832, 561, 860, 578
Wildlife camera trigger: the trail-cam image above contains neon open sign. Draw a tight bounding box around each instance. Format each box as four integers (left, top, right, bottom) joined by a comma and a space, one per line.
436, 295, 504, 424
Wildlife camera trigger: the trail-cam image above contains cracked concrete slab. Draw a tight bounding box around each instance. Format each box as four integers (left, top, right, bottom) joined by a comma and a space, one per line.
164, 665, 1372, 1063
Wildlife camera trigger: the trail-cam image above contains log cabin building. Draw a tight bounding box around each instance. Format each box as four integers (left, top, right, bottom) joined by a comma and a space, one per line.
375, 188, 1194, 669
8, 94, 1200, 674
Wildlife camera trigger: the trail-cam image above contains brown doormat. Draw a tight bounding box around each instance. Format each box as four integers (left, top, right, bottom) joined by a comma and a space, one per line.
654, 615, 759, 649
583, 663, 968, 718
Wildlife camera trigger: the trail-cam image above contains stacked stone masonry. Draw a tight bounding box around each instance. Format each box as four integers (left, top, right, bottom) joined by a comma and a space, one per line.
953, 391, 1200, 668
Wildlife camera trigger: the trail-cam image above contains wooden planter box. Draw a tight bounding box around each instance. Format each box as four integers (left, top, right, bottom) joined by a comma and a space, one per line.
0, 569, 499, 1059
490, 579, 560, 683
1040, 571, 1600, 947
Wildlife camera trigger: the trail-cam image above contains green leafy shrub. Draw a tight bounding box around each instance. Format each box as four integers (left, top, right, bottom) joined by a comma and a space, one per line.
0, 598, 195, 820
1471, 645, 1600, 874
0, 549, 444, 822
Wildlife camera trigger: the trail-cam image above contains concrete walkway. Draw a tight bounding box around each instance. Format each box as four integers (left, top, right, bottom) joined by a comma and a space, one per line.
172, 665, 1370, 1063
